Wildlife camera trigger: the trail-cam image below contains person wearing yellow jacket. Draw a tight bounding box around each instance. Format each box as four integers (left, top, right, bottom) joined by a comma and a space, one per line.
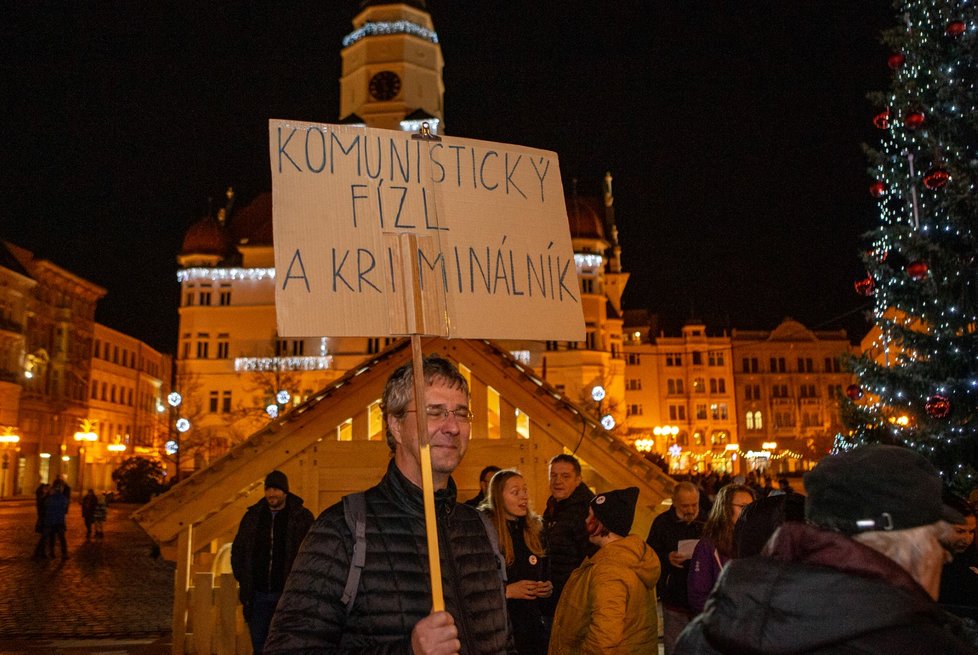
548, 487, 661, 655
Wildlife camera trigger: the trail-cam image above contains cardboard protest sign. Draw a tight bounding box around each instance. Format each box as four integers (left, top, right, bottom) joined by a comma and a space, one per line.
270, 119, 585, 341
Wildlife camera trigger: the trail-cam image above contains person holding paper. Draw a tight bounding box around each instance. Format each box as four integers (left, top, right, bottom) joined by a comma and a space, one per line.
646, 481, 706, 654
686, 484, 756, 613
264, 355, 515, 654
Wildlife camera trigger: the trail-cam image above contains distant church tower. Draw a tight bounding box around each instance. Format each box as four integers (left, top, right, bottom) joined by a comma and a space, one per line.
339, 0, 445, 131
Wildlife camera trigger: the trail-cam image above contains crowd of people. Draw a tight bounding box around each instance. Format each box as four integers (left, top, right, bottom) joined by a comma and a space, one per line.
225, 355, 978, 654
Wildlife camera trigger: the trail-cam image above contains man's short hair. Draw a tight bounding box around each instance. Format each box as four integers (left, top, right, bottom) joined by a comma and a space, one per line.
672, 481, 699, 500
548, 453, 582, 476
480, 465, 502, 482
382, 354, 469, 451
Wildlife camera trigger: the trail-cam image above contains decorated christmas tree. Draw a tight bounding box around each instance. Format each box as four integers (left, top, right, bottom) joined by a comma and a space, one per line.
841, 0, 977, 492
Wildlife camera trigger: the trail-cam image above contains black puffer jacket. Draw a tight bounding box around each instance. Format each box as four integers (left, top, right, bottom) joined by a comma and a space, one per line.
676, 522, 978, 654
231, 492, 314, 608
543, 482, 597, 613
264, 460, 515, 654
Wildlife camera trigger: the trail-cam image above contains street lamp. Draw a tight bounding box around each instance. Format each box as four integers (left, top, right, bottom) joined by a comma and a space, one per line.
167, 392, 190, 482
266, 389, 292, 419
590, 385, 616, 431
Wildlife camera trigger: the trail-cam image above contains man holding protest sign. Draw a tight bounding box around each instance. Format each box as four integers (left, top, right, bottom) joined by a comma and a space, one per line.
264, 355, 514, 654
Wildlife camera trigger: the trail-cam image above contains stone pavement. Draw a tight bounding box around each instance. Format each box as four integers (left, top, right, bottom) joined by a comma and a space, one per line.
0, 497, 174, 654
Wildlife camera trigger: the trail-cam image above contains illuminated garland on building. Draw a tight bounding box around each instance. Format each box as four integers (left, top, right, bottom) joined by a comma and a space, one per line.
234, 356, 333, 372
342, 21, 439, 48
574, 254, 604, 269
177, 268, 276, 283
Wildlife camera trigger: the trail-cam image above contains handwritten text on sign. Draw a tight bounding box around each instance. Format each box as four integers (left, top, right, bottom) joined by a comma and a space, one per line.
270, 120, 585, 341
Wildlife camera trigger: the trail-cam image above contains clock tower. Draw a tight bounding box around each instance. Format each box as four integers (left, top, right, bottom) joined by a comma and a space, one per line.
340, 1, 445, 132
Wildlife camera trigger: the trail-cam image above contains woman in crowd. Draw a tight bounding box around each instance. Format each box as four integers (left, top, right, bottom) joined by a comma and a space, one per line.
687, 483, 756, 613
481, 468, 552, 655
549, 487, 660, 654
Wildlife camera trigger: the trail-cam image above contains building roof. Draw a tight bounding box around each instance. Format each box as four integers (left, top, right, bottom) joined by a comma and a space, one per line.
229, 192, 273, 246
566, 195, 606, 241
180, 215, 234, 256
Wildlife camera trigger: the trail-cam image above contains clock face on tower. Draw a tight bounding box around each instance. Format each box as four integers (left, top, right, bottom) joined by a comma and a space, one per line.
368, 71, 401, 101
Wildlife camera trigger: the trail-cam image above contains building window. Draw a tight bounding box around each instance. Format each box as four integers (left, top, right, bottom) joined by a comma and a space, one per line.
217, 334, 229, 359
222, 390, 232, 414
800, 384, 818, 398
798, 357, 814, 373
711, 403, 729, 420
828, 384, 843, 399
692, 351, 703, 366
128, 388, 133, 406
585, 330, 597, 350
626, 352, 641, 365
802, 411, 822, 427
742, 357, 759, 373
667, 379, 685, 394
581, 278, 594, 294
90, 380, 98, 399
668, 405, 687, 421
219, 284, 232, 306
775, 411, 795, 428
744, 384, 761, 400
209, 391, 219, 413
546, 341, 560, 351
770, 357, 786, 373
709, 378, 727, 394
626, 379, 642, 391
627, 404, 643, 416
692, 378, 705, 393
666, 353, 682, 367
367, 337, 381, 354
771, 384, 789, 398
199, 284, 213, 306
824, 357, 842, 373
708, 351, 725, 366
196, 333, 209, 359
696, 403, 707, 420
746, 410, 763, 430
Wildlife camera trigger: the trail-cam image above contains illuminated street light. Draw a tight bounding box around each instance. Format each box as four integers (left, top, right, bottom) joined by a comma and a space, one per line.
634, 438, 655, 452
591, 386, 606, 402
176, 418, 191, 433
600, 414, 616, 430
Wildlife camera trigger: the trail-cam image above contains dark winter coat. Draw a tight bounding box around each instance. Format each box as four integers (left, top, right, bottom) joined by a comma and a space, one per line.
42, 490, 69, 529
505, 517, 550, 655
675, 522, 978, 654
263, 460, 515, 654
646, 506, 705, 609
543, 482, 597, 612
231, 492, 314, 609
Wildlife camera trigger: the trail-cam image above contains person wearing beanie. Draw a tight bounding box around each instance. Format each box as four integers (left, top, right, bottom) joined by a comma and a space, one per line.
549, 487, 660, 654
231, 470, 313, 654
676, 445, 978, 654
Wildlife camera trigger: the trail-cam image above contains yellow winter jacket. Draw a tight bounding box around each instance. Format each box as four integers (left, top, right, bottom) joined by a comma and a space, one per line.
548, 533, 661, 655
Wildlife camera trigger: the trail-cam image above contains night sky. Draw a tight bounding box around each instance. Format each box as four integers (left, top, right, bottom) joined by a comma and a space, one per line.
0, 1, 893, 354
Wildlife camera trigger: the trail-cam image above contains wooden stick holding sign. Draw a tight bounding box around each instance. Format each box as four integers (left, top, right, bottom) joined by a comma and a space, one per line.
406, 123, 445, 611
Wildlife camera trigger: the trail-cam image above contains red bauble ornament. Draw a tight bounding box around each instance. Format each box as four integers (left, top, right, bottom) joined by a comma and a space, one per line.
854, 276, 875, 297
869, 181, 887, 197
905, 111, 926, 129
873, 109, 890, 129
923, 168, 950, 189
845, 384, 864, 401
925, 395, 951, 419
946, 20, 966, 36
887, 53, 906, 69
906, 260, 929, 280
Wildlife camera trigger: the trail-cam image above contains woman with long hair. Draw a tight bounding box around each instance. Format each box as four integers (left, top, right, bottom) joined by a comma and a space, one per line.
481, 468, 552, 654
687, 483, 756, 613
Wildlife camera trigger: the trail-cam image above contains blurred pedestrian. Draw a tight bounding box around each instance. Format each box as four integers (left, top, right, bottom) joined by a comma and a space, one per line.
481, 468, 552, 655
93, 493, 108, 538
676, 445, 977, 654
939, 495, 978, 621
733, 492, 805, 558
549, 487, 660, 654
81, 489, 98, 539
464, 464, 501, 507
231, 471, 314, 654
33, 482, 49, 534
646, 481, 706, 654
33, 479, 69, 559
687, 484, 755, 613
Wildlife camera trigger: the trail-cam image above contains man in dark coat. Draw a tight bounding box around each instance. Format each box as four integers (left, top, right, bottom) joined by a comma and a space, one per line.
542, 453, 597, 617
646, 481, 705, 654
676, 445, 978, 654
264, 355, 515, 654
231, 470, 313, 655
939, 495, 978, 620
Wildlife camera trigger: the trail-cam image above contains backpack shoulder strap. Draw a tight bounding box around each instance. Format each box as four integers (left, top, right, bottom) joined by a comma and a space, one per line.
341, 492, 367, 615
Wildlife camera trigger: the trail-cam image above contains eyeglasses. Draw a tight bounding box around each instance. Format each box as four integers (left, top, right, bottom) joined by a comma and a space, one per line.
405, 407, 476, 423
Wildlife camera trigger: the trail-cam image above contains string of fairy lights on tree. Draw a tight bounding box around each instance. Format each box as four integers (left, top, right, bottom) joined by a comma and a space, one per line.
841, 0, 977, 492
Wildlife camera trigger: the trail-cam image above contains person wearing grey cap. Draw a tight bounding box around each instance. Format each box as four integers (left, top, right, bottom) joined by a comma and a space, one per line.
675, 445, 978, 654
231, 470, 314, 655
